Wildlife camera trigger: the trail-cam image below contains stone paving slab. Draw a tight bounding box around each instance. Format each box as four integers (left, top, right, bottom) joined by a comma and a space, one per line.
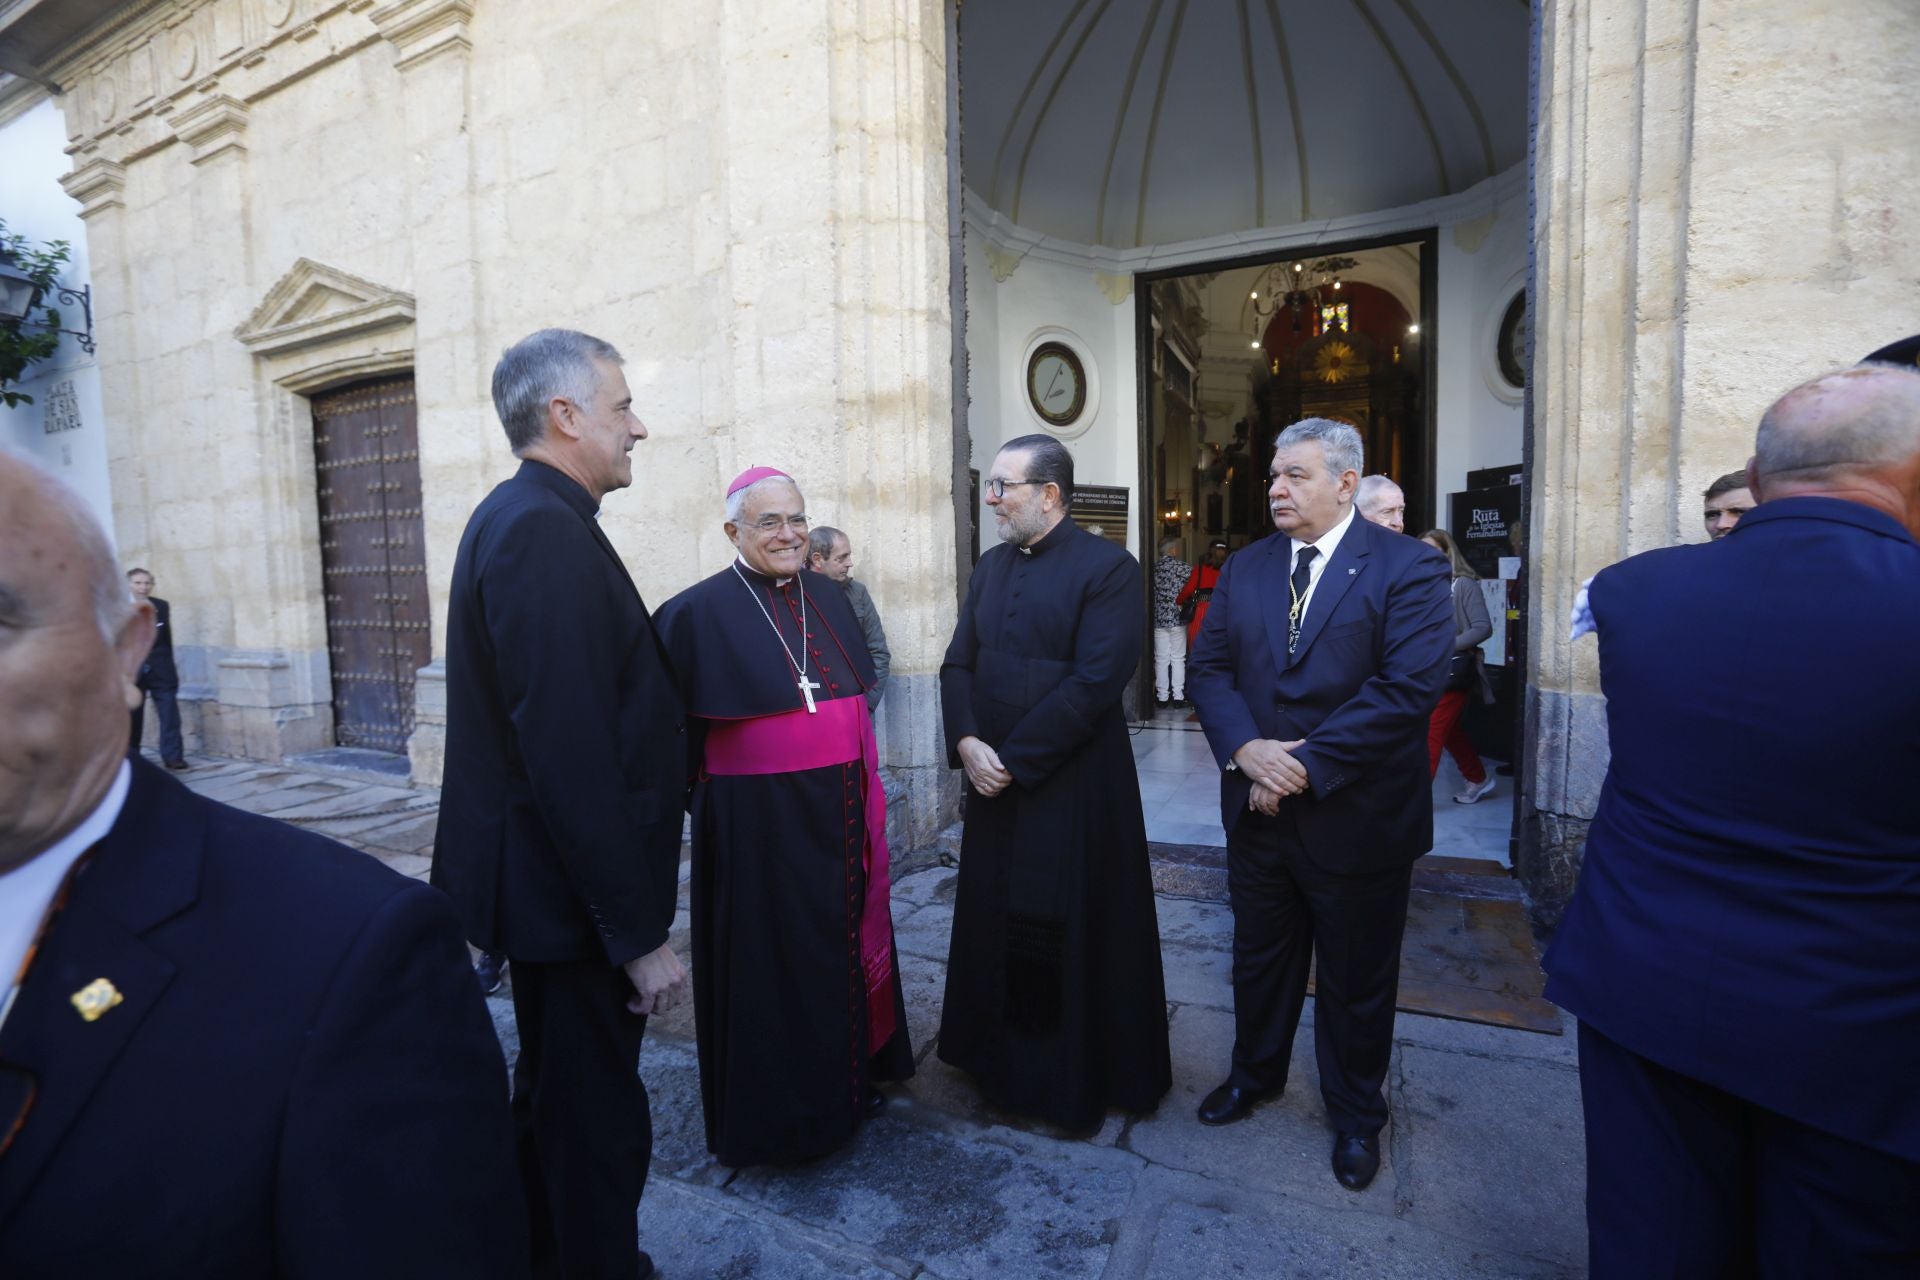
1115, 1168, 1577, 1280
1395, 1044, 1587, 1270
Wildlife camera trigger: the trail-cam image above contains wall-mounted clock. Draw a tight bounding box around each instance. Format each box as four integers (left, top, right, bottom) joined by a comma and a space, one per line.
1026, 341, 1088, 428
1497, 292, 1528, 390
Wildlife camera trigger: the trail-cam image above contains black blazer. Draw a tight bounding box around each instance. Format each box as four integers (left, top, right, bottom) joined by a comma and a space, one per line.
431, 461, 686, 967
0, 759, 527, 1278
1187, 513, 1453, 869
137, 596, 177, 689
1544, 498, 1920, 1162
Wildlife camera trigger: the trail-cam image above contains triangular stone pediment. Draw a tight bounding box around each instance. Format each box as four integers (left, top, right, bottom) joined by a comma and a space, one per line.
235, 258, 415, 357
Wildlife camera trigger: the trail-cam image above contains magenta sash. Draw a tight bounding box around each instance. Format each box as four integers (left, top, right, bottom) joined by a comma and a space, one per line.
703, 698, 899, 1052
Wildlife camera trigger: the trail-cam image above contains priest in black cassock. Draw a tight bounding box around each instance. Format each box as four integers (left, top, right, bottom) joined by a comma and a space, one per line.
938, 434, 1172, 1132
655, 467, 913, 1168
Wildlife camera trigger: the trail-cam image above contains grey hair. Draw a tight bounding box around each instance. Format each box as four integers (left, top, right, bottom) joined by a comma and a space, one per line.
726, 475, 801, 525
491, 328, 624, 453
1275, 418, 1365, 478
1355, 473, 1403, 513
1, 453, 131, 639
1754, 364, 1920, 483
1158, 534, 1181, 554
807, 525, 846, 561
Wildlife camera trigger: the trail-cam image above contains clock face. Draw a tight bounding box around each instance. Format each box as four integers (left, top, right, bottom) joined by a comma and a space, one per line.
1027, 342, 1087, 427
1497, 293, 1528, 390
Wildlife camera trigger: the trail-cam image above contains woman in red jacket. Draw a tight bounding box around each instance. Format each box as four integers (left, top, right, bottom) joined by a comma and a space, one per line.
1177, 540, 1230, 646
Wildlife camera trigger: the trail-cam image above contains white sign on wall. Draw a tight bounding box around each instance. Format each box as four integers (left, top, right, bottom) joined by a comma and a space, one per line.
43, 378, 81, 434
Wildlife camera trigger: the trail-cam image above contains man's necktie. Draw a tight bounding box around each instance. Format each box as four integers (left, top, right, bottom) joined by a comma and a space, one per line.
1288, 545, 1318, 654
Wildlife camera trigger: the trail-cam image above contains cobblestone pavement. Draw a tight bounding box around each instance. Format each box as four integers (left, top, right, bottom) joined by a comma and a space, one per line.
163, 751, 1589, 1279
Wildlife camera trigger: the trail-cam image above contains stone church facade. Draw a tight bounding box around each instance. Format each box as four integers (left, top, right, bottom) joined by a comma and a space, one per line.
5, 0, 1915, 916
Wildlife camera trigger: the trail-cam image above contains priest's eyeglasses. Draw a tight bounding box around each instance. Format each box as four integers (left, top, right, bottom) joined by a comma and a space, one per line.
744, 514, 809, 534
986, 478, 1044, 499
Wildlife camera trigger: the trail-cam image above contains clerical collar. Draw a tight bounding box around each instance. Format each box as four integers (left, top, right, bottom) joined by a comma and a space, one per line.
733, 557, 794, 588
1017, 517, 1074, 557
517, 458, 601, 519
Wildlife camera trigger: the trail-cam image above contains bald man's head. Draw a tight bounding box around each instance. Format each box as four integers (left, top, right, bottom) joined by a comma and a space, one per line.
0, 454, 154, 869
1756, 366, 1920, 484
1750, 364, 1920, 538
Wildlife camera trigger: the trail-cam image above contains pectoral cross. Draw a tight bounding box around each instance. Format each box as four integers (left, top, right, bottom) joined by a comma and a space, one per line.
797, 674, 821, 714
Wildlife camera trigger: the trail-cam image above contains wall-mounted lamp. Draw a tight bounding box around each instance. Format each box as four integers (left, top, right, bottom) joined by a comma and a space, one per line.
0, 253, 96, 355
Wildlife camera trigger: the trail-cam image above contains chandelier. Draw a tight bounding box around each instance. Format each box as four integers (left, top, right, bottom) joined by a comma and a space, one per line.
1247, 256, 1359, 347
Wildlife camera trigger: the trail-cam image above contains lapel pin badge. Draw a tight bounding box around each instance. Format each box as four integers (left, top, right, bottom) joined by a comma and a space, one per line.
1348, 567, 1358, 575
71, 978, 124, 1023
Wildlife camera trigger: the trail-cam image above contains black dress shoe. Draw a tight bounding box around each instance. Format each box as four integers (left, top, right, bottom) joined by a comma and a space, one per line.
164, 758, 189, 771
638, 1248, 655, 1279
473, 951, 505, 996
1331, 1132, 1381, 1190
1197, 1081, 1275, 1126
861, 1085, 886, 1119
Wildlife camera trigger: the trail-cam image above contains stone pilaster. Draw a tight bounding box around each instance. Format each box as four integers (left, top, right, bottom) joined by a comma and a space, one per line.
706, 0, 960, 850
370, 0, 487, 784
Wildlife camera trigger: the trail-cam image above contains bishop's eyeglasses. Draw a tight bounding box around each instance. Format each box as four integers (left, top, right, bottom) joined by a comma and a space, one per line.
986, 478, 1044, 499
742, 514, 809, 534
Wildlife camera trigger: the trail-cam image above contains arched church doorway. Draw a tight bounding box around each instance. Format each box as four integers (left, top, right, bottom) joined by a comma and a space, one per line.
952, 0, 1533, 870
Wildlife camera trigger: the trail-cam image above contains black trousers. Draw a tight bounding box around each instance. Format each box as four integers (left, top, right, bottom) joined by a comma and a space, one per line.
129, 684, 184, 763
1578, 1021, 1920, 1278
509, 959, 652, 1280
1225, 807, 1412, 1136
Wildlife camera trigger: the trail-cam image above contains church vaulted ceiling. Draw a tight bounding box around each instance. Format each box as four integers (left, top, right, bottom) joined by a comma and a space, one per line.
960, 0, 1529, 249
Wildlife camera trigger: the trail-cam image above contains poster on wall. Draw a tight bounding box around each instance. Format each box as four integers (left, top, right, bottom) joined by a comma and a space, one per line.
1449, 483, 1521, 582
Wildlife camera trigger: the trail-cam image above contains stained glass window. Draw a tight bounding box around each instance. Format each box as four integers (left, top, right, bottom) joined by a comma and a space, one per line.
1318, 302, 1350, 334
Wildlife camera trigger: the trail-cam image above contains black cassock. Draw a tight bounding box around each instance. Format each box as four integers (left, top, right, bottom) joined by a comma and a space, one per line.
938, 519, 1172, 1131
655, 563, 913, 1167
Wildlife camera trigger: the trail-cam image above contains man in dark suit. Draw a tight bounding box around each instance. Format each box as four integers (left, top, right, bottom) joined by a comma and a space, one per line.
1545, 362, 1920, 1275
125, 567, 187, 769
0, 453, 527, 1277
1187, 418, 1452, 1191
431, 329, 688, 1280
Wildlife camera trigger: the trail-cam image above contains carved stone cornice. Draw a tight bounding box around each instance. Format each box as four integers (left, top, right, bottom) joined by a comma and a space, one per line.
59, 156, 129, 218
235, 257, 415, 357
368, 0, 473, 70
167, 91, 248, 163
44, 0, 388, 168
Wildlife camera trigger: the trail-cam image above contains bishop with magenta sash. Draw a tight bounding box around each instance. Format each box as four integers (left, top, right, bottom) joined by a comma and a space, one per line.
655, 467, 913, 1167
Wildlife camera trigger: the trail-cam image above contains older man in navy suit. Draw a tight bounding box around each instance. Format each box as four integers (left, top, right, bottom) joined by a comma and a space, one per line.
0, 454, 527, 1277
1546, 362, 1920, 1275
1187, 418, 1453, 1191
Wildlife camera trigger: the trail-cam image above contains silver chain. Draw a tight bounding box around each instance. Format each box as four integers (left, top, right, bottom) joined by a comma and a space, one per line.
730, 560, 808, 680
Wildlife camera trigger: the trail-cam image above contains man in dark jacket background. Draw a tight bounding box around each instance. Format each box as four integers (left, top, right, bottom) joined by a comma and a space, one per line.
432, 328, 689, 1280
125, 567, 186, 769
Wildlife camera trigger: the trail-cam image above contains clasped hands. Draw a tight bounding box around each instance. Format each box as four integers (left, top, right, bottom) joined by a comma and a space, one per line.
1234, 737, 1310, 816
957, 735, 1013, 798
623, 941, 689, 1017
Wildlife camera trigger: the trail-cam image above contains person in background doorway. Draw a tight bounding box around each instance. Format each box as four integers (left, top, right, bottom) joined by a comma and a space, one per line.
1151, 535, 1189, 708
1355, 475, 1406, 535
808, 525, 893, 711
1177, 540, 1229, 650
1701, 470, 1754, 540
1418, 530, 1495, 804
125, 569, 187, 770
